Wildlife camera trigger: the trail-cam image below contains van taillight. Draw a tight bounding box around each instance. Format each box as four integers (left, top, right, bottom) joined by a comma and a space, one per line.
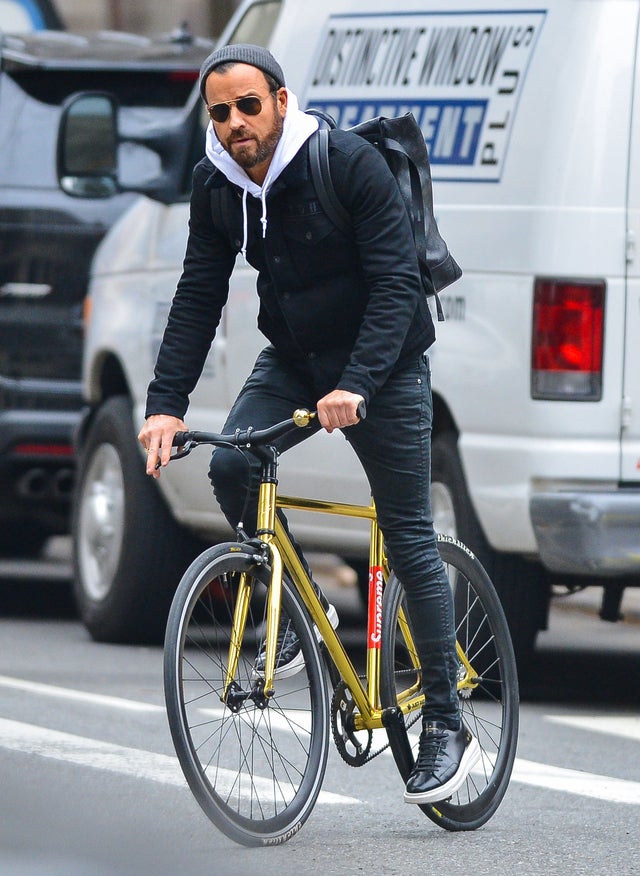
531, 278, 605, 401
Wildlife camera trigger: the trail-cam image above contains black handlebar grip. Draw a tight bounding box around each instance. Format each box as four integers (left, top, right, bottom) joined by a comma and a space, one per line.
356, 400, 367, 421
172, 431, 189, 447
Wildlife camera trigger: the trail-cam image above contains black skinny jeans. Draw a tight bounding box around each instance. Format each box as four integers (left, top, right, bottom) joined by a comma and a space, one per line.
208, 346, 460, 729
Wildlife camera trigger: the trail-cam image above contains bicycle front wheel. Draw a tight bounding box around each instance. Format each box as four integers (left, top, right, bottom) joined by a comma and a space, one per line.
164, 545, 330, 846
380, 535, 519, 831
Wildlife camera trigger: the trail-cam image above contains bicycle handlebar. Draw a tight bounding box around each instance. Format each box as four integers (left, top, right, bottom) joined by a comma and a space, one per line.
172, 409, 315, 451
169, 402, 366, 459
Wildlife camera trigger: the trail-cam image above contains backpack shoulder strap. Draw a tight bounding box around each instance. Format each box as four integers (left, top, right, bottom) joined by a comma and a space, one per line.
308, 129, 352, 237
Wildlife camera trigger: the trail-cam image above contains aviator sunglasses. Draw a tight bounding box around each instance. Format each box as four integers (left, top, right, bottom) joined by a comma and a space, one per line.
207, 93, 274, 124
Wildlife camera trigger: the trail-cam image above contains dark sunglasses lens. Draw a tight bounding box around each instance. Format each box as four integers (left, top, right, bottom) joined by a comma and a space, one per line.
236, 97, 262, 116
209, 104, 231, 123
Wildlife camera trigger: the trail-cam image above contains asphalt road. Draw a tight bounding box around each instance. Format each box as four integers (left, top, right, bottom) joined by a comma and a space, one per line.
0, 543, 639, 876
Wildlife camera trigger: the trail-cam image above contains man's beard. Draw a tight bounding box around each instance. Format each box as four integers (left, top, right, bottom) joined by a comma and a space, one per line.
225, 107, 283, 171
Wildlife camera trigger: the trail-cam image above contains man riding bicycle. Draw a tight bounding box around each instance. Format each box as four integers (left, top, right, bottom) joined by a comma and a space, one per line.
138, 43, 480, 805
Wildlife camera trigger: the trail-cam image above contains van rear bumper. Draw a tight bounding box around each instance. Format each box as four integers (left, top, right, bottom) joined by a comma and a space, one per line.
530, 491, 640, 576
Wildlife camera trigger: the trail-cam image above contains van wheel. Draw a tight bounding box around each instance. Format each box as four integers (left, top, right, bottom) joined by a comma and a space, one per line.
72, 395, 199, 644
432, 431, 549, 669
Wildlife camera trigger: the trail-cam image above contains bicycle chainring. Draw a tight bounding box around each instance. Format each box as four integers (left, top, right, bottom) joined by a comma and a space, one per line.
330, 680, 372, 767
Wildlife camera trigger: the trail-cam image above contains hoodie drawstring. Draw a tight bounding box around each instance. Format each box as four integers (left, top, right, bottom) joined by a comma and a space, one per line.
260, 190, 268, 238
240, 187, 269, 264
241, 188, 249, 264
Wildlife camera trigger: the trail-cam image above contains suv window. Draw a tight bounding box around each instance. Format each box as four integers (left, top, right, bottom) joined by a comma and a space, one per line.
227, 0, 283, 47
10, 68, 198, 107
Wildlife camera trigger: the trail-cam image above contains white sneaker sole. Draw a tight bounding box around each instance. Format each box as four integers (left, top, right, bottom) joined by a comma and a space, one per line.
404, 734, 482, 804
258, 603, 339, 681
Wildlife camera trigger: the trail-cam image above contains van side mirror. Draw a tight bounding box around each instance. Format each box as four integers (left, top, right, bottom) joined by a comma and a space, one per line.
57, 89, 197, 203
57, 93, 118, 198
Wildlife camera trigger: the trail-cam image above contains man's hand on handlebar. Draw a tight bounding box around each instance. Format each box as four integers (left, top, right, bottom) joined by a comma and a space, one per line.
317, 390, 365, 434
138, 414, 187, 478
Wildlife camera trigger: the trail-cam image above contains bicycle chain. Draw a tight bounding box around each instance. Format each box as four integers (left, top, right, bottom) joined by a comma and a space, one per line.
330, 668, 428, 767
330, 679, 391, 766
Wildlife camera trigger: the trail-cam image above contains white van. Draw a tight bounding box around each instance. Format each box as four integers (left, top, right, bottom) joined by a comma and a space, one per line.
62, 0, 640, 660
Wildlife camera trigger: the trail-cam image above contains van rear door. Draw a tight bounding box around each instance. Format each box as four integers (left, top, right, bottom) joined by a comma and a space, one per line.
622, 24, 640, 483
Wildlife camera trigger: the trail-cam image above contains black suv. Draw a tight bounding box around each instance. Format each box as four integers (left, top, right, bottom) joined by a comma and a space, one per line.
0, 26, 212, 556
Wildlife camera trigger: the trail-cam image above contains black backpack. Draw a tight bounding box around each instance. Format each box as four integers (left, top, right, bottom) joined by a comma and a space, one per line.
307, 111, 462, 321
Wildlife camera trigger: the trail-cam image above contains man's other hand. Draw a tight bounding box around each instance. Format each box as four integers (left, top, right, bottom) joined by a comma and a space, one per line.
317, 390, 365, 434
138, 414, 187, 478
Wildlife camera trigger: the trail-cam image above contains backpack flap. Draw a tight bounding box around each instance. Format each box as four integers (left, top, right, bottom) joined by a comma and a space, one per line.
350, 113, 462, 296
308, 110, 461, 321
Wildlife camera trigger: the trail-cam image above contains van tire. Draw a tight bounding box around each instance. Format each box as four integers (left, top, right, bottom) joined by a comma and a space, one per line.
432, 430, 549, 669
72, 395, 198, 644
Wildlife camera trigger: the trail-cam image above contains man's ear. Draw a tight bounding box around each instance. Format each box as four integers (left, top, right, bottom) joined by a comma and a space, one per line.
276, 87, 288, 118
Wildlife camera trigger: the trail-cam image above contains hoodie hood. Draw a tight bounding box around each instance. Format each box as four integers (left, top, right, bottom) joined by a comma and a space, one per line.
204, 90, 318, 259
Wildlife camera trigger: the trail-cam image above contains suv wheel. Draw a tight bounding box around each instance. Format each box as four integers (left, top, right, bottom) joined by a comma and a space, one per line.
72, 395, 198, 643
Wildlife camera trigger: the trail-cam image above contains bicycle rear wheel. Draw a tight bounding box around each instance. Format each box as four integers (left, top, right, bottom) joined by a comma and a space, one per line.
164, 544, 330, 846
380, 535, 519, 831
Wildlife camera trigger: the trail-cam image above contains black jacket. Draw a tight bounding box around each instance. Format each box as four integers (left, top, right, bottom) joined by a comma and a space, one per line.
145, 128, 435, 419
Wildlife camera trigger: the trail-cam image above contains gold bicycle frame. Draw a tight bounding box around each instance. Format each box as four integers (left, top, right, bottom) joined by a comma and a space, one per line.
275, 494, 395, 730
226, 423, 478, 726
244, 475, 428, 731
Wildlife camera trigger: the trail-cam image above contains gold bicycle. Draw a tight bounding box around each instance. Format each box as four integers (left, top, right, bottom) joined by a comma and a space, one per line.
163, 410, 519, 846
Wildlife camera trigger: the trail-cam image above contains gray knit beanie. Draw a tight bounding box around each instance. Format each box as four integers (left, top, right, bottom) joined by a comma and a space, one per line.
199, 44, 286, 102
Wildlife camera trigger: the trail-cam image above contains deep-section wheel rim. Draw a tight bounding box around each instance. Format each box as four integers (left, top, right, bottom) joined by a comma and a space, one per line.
164, 550, 329, 845
381, 537, 519, 830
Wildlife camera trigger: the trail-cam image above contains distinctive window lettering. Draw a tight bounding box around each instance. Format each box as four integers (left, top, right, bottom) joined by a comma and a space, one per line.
305, 10, 546, 182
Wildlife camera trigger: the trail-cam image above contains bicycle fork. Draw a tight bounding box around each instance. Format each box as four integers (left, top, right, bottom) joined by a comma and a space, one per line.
223, 448, 284, 704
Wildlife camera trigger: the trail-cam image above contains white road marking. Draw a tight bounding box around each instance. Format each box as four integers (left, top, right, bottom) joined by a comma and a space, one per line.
3, 672, 638, 807
509, 757, 640, 805
0, 674, 164, 713
0, 718, 360, 806
546, 713, 640, 743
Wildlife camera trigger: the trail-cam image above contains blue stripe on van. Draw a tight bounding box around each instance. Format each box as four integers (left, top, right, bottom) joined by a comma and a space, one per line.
306, 99, 487, 167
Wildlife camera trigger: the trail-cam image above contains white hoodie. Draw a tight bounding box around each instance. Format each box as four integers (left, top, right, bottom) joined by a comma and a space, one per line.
204, 90, 318, 261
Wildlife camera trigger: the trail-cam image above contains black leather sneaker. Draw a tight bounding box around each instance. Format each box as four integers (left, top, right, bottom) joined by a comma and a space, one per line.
254, 602, 338, 679
404, 719, 481, 804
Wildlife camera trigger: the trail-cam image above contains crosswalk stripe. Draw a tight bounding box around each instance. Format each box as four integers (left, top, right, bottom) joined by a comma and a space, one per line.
509, 757, 640, 805
546, 714, 640, 743
0, 674, 164, 713
2, 673, 638, 807
0, 718, 360, 806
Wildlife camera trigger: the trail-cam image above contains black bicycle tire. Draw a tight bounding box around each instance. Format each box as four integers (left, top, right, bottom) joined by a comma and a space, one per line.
164, 545, 330, 846
380, 536, 519, 831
